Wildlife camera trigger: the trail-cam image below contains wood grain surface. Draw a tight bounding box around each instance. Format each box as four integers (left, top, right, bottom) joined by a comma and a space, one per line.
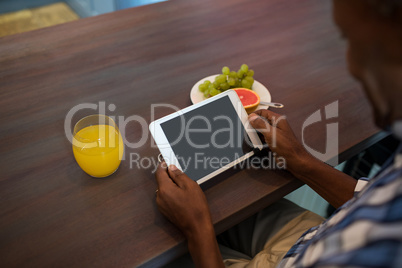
0, 0, 381, 267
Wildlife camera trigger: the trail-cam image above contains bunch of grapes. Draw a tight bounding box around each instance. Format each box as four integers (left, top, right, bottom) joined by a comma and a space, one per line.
198, 64, 255, 98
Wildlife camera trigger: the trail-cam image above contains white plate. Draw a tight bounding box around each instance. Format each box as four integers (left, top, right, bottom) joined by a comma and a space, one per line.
190, 74, 272, 110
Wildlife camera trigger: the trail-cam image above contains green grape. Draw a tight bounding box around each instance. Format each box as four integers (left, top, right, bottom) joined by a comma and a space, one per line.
229, 71, 238, 78
202, 64, 256, 97
237, 69, 245, 78
216, 74, 226, 84
241, 64, 249, 73
228, 77, 236, 86
245, 76, 254, 85
234, 79, 241, 88
220, 83, 230, 91
210, 88, 220, 96
241, 79, 252, 89
199, 83, 207, 92
204, 88, 210, 97
222, 66, 230, 75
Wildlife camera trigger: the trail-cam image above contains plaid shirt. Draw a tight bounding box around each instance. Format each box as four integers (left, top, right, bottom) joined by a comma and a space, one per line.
278, 152, 402, 268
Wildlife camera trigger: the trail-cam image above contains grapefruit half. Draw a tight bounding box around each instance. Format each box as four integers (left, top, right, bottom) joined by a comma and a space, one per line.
233, 88, 260, 113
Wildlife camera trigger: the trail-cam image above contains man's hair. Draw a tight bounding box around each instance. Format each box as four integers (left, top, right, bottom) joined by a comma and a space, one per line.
368, 0, 402, 18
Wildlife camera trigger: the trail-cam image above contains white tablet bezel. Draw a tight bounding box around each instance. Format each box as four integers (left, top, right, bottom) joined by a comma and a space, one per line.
149, 89, 263, 184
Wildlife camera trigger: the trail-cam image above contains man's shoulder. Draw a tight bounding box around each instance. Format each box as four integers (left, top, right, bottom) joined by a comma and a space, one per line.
278, 162, 402, 268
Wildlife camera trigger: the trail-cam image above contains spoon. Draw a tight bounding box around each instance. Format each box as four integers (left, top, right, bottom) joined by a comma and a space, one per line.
259, 101, 284, 108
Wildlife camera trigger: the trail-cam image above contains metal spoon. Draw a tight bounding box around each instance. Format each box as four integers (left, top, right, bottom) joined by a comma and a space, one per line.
259, 101, 284, 108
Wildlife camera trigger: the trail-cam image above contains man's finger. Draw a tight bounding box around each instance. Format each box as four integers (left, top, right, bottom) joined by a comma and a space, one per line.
155, 162, 174, 189
250, 109, 287, 129
248, 113, 273, 134
252, 109, 280, 120
167, 165, 191, 188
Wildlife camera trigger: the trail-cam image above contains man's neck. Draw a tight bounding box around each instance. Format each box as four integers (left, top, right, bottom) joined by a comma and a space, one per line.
392, 120, 402, 141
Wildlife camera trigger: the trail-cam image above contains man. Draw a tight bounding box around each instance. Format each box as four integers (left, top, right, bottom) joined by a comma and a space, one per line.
155, 0, 402, 267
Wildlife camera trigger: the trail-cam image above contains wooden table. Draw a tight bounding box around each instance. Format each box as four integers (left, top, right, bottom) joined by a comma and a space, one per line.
0, 0, 383, 267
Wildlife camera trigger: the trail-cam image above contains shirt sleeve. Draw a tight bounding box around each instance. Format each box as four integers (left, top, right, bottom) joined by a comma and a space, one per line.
354, 178, 369, 193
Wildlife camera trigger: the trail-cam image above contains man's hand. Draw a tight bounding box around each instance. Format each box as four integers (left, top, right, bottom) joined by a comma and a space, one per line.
248, 109, 313, 176
155, 163, 224, 268
155, 163, 212, 236
248, 109, 357, 208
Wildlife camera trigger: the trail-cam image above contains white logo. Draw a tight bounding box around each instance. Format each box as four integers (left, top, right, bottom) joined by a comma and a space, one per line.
302, 101, 339, 166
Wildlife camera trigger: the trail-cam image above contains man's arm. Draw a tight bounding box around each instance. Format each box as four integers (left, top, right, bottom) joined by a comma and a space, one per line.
155, 163, 224, 268
249, 109, 357, 208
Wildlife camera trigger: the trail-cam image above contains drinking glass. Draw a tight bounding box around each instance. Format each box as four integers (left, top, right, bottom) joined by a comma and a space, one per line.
72, 115, 124, 177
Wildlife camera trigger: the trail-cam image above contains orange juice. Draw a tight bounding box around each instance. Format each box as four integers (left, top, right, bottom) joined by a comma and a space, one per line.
73, 124, 124, 177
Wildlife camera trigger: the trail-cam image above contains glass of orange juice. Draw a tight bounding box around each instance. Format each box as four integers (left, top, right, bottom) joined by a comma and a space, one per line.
72, 115, 124, 178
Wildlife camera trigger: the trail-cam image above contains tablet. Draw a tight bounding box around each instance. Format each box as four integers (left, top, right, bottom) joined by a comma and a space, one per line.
149, 90, 263, 184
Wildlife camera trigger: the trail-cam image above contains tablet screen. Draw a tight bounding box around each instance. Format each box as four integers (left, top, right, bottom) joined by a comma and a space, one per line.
160, 95, 253, 181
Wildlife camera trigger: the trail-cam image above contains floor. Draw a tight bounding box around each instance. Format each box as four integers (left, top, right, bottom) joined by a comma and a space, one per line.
0, 2, 78, 37
0, 0, 61, 14
0, 0, 166, 37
